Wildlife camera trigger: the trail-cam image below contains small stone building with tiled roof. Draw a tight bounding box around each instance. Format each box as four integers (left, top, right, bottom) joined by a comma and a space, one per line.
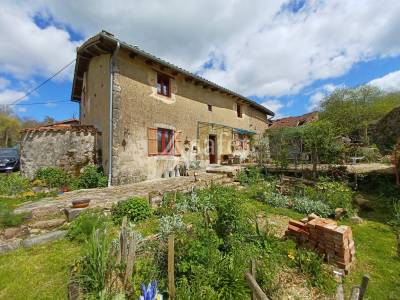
71, 31, 274, 185
20, 119, 99, 178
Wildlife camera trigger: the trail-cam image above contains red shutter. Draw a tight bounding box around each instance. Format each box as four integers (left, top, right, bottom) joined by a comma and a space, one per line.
148, 128, 158, 156
174, 130, 183, 156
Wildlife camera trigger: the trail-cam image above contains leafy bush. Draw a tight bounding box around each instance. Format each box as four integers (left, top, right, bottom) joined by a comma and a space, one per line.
159, 214, 185, 239
263, 193, 333, 217
237, 166, 266, 185
292, 197, 333, 218
304, 180, 354, 212
76, 164, 108, 189
34, 167, 70, 188
264, 193, 290, 208
67, 212, 109, 242
0, 173, 30, 195
111, 197, 152, 224
354, 145, 382, 163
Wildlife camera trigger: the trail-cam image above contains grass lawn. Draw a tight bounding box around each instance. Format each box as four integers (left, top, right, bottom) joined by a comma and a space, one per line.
0, 240, 82, 300
343, 192, 400, 300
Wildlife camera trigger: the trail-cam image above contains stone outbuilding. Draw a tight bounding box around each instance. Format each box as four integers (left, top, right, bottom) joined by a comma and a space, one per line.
20, 119, 99, 178
71, 31, 275, 185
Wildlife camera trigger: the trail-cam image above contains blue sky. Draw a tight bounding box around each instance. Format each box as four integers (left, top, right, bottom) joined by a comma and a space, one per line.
1, 0, 400, 121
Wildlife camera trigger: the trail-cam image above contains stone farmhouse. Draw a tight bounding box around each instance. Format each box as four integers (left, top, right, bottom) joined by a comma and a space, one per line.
71, 31, 274, 185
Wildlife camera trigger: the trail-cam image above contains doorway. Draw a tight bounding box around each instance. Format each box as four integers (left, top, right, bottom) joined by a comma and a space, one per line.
209, 135, 217, 164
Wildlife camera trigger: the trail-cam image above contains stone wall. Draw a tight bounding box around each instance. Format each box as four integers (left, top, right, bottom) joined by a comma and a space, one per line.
110, 49, 269, 184
20, 128, 98, 178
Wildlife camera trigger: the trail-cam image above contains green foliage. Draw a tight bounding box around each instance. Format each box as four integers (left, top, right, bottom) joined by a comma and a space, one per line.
263, 193, 333, 217
292, 249, 336, 292
111, 197, 152, 224
304, 180, 354, 212
354, 145, 382, 163
264, 193, 290, 208
237, 166, 266, 185
77, 230, 113, 294
303, 120, 344, 166
0, 173, 30, 195
291, 197, 333, 218
159, 214, 185, 239
268, 127, 304, 167
67, 212, 109, 242
76, 164, 108, 189
34, 167, 70, 188
0, 209, 28, 229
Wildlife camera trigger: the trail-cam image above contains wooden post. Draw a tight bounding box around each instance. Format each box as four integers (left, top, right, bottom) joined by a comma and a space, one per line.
168, 234, 175, 299
358, 275, 369, 300
250, 260, 257, 300
244, 271, 269, 300
349, 287, 360, 300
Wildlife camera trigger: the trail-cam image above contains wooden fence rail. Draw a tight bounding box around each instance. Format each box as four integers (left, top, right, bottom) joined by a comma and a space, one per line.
245, 260, 270, 300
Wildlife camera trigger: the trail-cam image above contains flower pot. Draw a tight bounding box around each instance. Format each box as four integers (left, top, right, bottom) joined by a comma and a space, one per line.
72, 199, 90, 208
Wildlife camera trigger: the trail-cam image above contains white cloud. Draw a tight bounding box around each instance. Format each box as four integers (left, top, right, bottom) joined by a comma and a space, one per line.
261, 98, 293, 118
1, 0, 400, 108
16, 107, 27, 113
309, 91, 325, 110
369, 70, 400, 92
0, 89, 27, 105
0, 1, 80, 80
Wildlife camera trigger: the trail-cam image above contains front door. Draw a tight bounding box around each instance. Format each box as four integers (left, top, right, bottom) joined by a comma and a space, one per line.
209, 135, 217, 164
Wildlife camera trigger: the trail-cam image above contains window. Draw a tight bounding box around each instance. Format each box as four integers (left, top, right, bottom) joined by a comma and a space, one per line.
208, 104, 213, 111
157, 128, 174, 155
157, 73, 170, 97
237, 104, 242, 118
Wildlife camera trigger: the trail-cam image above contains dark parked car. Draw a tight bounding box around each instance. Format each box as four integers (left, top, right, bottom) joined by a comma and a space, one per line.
0, 148, 20, 172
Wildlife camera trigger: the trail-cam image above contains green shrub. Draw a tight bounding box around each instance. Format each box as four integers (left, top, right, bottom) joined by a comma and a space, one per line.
304, 180, 354, 212
34, 167, 70, 188
292, 197, 333, 218
0, 173, 30, 195
111, 197, 152, 224
76, 164, 108, 189
354, 145, 382, 163
0, 209, 29, 229
159, 214, 185, 239
67, 212, 109, 242
237, 166, 265, 185
264, 193, 290, 208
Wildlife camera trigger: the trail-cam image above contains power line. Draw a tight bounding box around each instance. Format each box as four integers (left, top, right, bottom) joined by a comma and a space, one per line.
9, 58, 76, 105
8, 100, 71, 106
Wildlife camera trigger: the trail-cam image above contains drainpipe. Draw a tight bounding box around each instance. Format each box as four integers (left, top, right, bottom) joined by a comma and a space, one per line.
108, 41, 120, 187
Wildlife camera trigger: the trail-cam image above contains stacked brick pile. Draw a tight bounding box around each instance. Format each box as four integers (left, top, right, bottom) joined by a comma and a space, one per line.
285, 216, 355, 272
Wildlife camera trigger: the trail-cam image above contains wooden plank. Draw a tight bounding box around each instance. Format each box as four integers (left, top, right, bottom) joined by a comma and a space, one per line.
168, 234, 175, 299
250, 260, 257, 300
349, 287, 360, 300
244, 271, 269, 300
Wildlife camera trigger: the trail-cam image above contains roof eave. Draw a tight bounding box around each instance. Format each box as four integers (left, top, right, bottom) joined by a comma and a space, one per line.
71, 32, 275, 117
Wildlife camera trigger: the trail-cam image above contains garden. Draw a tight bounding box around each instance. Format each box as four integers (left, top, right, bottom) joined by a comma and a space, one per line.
1, 166, 399, 299
1, 86, 400, 299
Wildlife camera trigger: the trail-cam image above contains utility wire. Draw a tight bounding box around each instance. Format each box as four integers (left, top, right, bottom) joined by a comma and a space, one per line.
9, 59, 76, 105
9, 100, 70, 106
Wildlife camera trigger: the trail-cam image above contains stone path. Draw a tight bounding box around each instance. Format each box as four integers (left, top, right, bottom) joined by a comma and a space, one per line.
15, 172, 232, 217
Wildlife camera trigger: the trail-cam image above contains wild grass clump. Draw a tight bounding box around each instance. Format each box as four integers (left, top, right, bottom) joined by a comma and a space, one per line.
0, 209, 29, 229
0, 173, 30, 196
